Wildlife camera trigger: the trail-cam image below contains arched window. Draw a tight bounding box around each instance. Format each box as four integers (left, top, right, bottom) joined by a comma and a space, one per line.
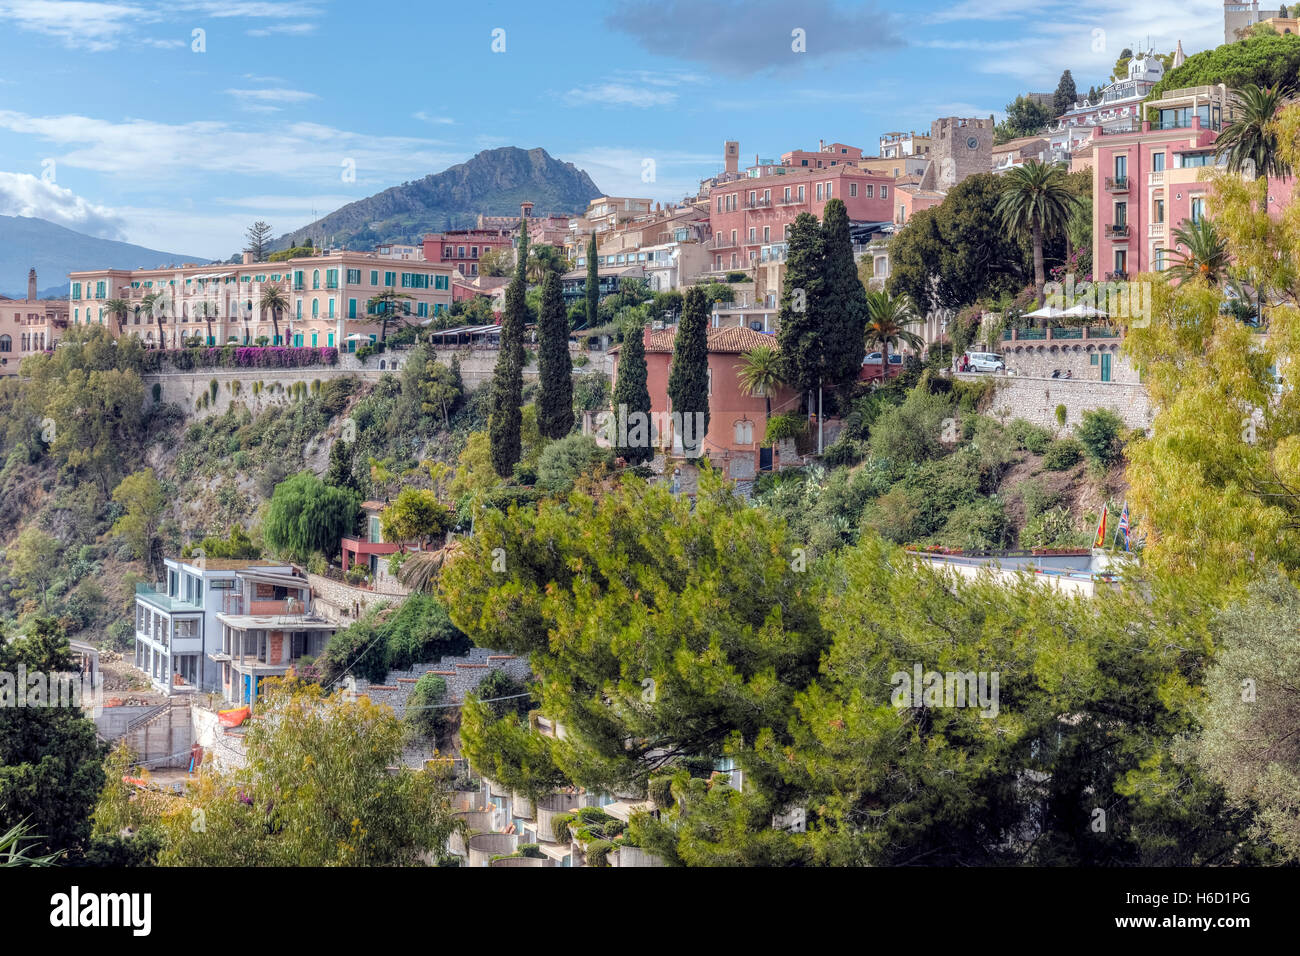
311, 298, 319, 318
733, 420, 753, 444
312, 270, 320, 290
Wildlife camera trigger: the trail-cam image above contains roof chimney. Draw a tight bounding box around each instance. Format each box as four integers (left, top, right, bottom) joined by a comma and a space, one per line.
242, 252, 254, 265
27, 267, 37, 301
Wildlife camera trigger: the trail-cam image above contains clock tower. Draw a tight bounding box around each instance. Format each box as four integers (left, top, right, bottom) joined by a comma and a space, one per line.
929, 116, 994, 191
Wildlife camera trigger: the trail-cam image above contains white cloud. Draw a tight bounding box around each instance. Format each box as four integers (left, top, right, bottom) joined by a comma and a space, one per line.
0, 0, 157, 51
413, 111, 455, 125
0, 109, 460, 184
926, 0, 1223, 84
225, 87, 318, 105
565, 84, 678, 109
246, 22, 316, 36
564, 147, 717, 204
0, 171, 126, 238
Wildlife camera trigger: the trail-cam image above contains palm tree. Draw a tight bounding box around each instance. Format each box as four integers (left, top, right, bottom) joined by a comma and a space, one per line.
995, 160, 1081, 302
103, 297, 130, 337
396, 540, 460, 593
367, 289, 413, 343
864, 290, 924, 377
141, 291, 167, 348
258, 285, 288, 346
196, 299, 217, 345
1161, 217, 1230, 286
1215, 83, 1293, 180
737, 345, 783, 422
526, 245, 571, 284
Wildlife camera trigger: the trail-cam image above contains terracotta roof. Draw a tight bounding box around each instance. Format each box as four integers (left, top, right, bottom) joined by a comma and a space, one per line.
636, 325, 780, 354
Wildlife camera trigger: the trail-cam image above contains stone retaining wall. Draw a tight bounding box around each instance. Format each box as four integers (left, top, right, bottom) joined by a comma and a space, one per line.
982, 374, 1153, 432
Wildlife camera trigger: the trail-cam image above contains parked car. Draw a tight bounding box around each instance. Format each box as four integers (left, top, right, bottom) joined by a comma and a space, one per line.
862, 351, 904, 365
965, 351, 1005, 373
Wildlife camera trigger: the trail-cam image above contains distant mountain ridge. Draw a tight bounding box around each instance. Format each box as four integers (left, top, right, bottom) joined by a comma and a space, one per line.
269, 146, 603, 251
0, 215, 209, 298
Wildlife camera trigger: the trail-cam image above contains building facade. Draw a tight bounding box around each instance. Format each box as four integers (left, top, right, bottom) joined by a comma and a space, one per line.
1225, 1, 1265, 41
133, 557, 291, 695
609, 325, 800, 478
421, 229, 514, 278
0, 269, 68, 375
69, 251, 453, 350
1092, 86, 1232, 279
213, 567, 338, 711
930, 116, 995, 191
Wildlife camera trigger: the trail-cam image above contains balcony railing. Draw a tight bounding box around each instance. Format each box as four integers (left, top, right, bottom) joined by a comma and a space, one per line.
776, 195, 804, 205
744, 198, 772, 209
1104, 176, 1129, 192
1148, 171, 1164, 186
1001, 325, 1123, 342
711, 236, 739, 250
1149, 222, 1166, 239
1105, 223, 1130, 239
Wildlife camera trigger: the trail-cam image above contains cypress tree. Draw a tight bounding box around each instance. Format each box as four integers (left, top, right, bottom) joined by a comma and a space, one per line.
667, 285, 711, 456
515, 216, 529, 283
776, 212, 826, 406
489, 275, 526, 477
819, 198, 869, 391
611, 322, 653, 465
537, 270, 574, 439
585, 231, 599, 329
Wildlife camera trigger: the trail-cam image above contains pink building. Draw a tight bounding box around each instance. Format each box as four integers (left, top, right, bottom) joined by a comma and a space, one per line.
0, 268, 68, 375
1093, 86, 1293, 281
609, 325, 800, 478
706, 141, 894, 271
422, 229, 514, 278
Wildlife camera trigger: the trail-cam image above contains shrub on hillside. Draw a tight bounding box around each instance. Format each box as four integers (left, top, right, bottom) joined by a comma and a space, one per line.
1019, 506, 1087, 550
937, 498, 1011, 551
1043, 438, 1085, 471
536, 433, 611, 495
1075, 409, 1125, 468
1008, 418, 1053, 454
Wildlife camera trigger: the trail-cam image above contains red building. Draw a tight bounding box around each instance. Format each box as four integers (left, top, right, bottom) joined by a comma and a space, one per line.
421, 229, 514, 278
611, 325, 800, 478
706, 152, 893, 271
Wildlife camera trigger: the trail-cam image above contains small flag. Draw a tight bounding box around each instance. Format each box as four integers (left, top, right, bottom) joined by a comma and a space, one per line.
1118, 502, 1131, 552
1093, 505, 1108, 548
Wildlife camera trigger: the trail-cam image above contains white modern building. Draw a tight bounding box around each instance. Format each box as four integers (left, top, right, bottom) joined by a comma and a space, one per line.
133, 557, 292, 695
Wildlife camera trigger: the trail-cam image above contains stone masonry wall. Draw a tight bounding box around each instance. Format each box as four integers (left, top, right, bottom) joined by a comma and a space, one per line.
353, 647, 532, 720
985, 375, 1153, 432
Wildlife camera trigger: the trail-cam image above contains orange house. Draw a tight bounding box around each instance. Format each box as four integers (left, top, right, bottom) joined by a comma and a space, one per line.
611, 325, 800, 479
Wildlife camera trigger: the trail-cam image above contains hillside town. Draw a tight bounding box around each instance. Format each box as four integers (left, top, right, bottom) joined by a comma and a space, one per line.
1, 6, 1299, 923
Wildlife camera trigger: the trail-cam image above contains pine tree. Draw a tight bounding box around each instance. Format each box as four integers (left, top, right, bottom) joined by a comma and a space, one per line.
611, 322, 653, 465
244, 220, 273, 261
585, 232, 599, 329
819, 198, 869, 391
1053, 70, 1078, 116
325, 438, 358, 492
537, 270, 574, 439
667, 286, 711, 455
776, 212, 826, 407
489, 276, 526, 477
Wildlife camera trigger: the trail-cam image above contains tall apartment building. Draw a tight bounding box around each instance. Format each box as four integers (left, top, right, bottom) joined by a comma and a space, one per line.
69, 251, 453, 350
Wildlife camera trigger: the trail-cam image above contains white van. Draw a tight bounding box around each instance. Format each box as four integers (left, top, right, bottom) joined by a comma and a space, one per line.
965, 351, 1005, 373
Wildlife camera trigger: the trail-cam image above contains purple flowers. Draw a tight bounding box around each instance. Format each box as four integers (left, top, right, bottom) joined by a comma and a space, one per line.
144, 346, 338, 371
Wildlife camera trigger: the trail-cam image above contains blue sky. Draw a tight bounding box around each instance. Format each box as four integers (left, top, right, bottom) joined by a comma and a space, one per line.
0, 0, 1225, 260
